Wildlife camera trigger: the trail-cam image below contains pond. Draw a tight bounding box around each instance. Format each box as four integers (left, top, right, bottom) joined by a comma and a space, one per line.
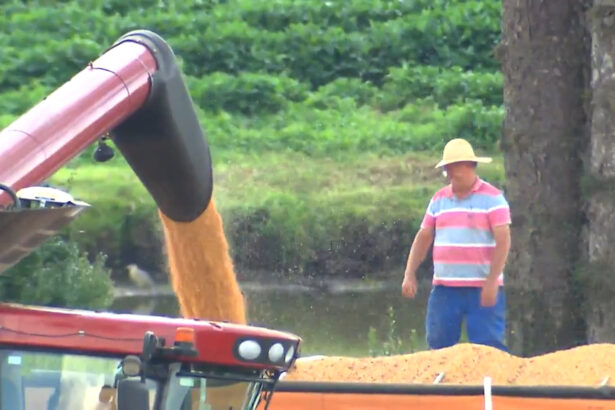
111, 279, 431, 357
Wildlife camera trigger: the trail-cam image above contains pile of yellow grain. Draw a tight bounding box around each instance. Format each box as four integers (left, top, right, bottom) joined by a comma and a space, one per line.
284, 343, 615, 386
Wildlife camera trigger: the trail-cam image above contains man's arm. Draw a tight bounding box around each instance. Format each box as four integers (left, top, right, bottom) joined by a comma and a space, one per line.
488, 224, 511, 281
402, 226, 434, 298
481, 223, 511, 306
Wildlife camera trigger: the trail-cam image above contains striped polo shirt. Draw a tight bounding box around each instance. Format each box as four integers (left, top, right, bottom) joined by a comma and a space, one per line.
420, 178, 511, 287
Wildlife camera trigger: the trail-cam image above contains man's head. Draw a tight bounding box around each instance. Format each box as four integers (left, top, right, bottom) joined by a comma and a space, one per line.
436, 138, 491, 185
435, 138, 492, 169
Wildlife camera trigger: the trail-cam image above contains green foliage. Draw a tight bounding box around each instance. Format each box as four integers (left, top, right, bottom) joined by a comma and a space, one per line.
0, 239, 114, 309
205, 100, 503, 155
226, 193, 315, 273
212, 152, 438, 276
0, 0, 503, 156
367, 327, 380, 357
0, 80, 52, 115
437, 100, 504, 150
188, 72, 308, 115
172, 0, 500, 88
367, 306, 406, 357
306, 77, 378, 109
0, 3, 121, 90
0, 0, 501, 88
378, 65, 503, 111
50, 161, 163, 272
235, 0, 431, 32
407, 328, 420, 353
2, 37, 103, 89
0, 114, 17, 130
384, 306, 404, 355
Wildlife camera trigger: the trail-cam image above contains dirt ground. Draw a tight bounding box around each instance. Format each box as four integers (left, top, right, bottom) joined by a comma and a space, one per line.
284, 343, 615, 386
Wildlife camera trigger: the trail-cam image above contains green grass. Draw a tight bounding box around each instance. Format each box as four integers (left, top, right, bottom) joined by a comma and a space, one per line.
49, 149, 505, 275
209, 150, 503, 221
212, 151, 441, 204
52, 159, 157, 240
53, 150, 504, 217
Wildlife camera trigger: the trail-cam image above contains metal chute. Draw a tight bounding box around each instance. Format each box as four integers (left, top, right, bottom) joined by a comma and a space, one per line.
0, 186, 89, 273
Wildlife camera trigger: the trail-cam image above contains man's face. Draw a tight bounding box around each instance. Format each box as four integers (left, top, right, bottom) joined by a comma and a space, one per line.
443, 161, 475, 180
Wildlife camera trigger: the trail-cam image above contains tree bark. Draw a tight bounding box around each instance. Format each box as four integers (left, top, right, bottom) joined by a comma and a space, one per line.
499, 0, 592, 356
585, 0, 615, 343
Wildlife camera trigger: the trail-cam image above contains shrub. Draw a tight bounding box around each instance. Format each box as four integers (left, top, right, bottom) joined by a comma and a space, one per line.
0, 238, 114, 309
205, 100, 503, 155
0, 1, 501, 89
188, 72, 309, 115
1, 37, 106, 89
306, 77, 378, 109
367, 306, 405, 357
223, 182, 429, 277
0, 80, 52, 115
236, 0, 430, 32
378, 65, 502, 111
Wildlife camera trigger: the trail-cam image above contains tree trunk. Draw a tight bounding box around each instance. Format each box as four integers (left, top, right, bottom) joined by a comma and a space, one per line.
499, 0, 592, 356
585, 0, 615, 343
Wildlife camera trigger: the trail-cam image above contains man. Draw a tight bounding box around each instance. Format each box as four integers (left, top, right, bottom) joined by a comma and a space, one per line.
401, 138, 511, 351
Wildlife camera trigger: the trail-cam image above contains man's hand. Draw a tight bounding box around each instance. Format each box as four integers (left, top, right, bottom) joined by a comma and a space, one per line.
402, 274, 417, 298
480, 278, 499, 307
401, 227, 433, 299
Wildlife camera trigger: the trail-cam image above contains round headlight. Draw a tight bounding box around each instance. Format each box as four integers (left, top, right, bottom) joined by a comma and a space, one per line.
238, 340, 261, 361
284, 345, 295, 364
268, 343, 284, 362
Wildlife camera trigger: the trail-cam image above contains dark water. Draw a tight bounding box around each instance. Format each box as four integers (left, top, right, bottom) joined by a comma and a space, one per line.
111, 280, 430, 357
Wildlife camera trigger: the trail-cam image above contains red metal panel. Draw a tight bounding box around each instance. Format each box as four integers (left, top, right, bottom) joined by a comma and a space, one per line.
0, 303, 300, 370
264, 392, 615, 410
0, 41, 156, 203
263, 393, 483, 410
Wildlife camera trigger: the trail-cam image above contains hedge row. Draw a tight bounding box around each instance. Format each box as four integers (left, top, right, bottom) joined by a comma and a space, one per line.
202, 99, 503, 154
1, 0, 501, 90
0, 84, 502, 157
186, 65, 501, 114
0, 66, 501, 122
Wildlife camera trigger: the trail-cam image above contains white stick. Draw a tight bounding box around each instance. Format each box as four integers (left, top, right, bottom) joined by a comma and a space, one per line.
600, 376, 610, 387
484, 376, 493, 410
433, 372, 445, 384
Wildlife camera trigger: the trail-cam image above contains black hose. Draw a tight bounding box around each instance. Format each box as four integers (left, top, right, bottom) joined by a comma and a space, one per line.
0, 184, 20, 209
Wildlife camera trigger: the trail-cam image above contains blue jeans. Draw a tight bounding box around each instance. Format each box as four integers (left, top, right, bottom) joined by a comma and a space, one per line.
425, 285, 507, 351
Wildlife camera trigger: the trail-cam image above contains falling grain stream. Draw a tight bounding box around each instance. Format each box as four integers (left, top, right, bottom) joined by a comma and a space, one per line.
158, 200, 246, 324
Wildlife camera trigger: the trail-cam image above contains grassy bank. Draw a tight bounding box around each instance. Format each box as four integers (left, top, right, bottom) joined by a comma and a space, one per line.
51, 149, 505, 279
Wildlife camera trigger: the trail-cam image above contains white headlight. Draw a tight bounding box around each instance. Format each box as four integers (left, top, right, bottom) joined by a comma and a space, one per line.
284, 345, 295, 364
268, 343, 284, 362
238, 340, 261, 360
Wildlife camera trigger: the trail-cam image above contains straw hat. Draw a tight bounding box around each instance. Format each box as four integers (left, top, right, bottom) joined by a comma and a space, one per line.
435, 138, 492, 168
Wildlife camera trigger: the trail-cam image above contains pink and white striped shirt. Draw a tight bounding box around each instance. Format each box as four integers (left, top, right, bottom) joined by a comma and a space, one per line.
420, 178, 511, 287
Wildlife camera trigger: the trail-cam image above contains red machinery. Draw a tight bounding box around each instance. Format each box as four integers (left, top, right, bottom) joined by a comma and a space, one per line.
0, 31, 300, 410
